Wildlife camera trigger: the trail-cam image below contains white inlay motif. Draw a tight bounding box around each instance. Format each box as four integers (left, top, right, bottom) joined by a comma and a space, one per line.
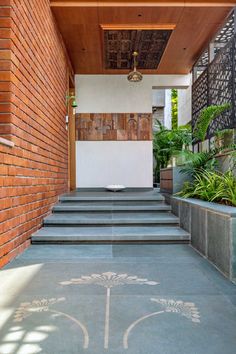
151, 298, 201, 323
14, 298, 65, 322
13, 298, 89, 349
60, 272, 159, 349
123, 298, 201, 349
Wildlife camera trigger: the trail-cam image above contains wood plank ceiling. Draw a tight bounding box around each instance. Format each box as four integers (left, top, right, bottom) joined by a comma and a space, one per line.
50, 1, 234, 74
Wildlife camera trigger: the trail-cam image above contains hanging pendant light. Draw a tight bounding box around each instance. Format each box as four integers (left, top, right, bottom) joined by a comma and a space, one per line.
127, 51, 143, 82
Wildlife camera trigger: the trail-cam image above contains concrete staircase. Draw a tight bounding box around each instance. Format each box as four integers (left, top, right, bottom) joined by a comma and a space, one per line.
32, 189, 190, 243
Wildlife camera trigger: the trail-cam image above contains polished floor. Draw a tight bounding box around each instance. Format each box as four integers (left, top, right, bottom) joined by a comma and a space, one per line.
1, 244, 236, 354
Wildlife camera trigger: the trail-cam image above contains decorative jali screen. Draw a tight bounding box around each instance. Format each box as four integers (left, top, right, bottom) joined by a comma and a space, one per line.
192, 34, 236, 144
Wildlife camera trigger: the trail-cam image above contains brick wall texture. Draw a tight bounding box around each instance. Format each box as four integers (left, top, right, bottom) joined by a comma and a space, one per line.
0, 0, 72, 267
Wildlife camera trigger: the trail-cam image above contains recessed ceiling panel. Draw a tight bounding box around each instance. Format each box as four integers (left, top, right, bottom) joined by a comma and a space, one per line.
104, 29, 172, 70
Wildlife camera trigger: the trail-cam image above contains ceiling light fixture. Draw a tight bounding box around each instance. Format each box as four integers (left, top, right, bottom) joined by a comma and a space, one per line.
127, 52, 143, 83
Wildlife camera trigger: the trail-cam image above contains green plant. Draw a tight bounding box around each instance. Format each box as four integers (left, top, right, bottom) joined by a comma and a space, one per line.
171, 89, 178, 130
193, 103, 231, 142
230, 150, 236, 171
177, 170, 236, 206
178, 144, 236, 178
153, 121, 191, 182
178, 170, 222, 201
214, 128, 233, 139
214, 128, 234, 149
220, 171, 236, 206
178, 149, 218, 177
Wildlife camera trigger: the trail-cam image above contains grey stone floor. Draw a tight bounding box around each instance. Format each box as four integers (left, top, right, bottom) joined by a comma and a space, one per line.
1, 244, 236, 354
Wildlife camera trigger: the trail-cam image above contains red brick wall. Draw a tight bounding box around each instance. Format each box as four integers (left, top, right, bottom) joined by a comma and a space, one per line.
0, 0, 72, 267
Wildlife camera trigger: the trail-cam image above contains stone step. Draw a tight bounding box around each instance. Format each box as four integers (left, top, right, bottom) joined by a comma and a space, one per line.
31, 189, 190, 245
58, 200, 166, 206
59, 191, 164, 203
32, 226, 190, 243
53, 202, 172, 212
44, 212, 179, 226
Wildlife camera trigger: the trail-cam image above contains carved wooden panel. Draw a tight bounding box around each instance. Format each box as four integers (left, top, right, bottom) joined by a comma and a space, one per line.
76, 113, 152, 141
104, 30, 172, 70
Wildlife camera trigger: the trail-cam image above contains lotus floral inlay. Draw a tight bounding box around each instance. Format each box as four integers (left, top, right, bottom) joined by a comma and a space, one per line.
14, 298, 65, 322
14, 297, 89, 349
123, 298, 201, 349
60, 271, 159, 349
60, 271, 159, 288
10, 274, 202, 351
151, 298, 201, 323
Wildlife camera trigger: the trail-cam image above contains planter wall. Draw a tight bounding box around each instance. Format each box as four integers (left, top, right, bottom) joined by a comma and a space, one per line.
170, 197, 236, 283
160, 167, 191, 194
216, 153, 236, 177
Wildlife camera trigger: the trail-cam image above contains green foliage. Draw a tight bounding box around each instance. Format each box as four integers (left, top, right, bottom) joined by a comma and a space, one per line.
174, 103, 235, 206
230, 150, 236, 171
177, 141, 236, 206
178, 148, 218, 177
193, 103, 231, 142
178, 144, 236, 178
214, 128, 232, 139
214, 128, 234, 150
153, 121, 191, 182
177, 170, 236, 206
171, 89, 178, 130
220, 171, 236, 206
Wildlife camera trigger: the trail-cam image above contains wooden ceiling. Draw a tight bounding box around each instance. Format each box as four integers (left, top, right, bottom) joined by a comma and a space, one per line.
51, 1, 234, 74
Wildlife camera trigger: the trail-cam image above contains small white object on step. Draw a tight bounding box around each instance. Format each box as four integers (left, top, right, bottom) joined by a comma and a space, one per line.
106, 185, 126, 192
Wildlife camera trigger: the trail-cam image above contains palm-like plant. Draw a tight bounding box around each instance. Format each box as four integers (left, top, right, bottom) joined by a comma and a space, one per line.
178, 144, 236, 178
178, 149, 218, 177
193, 103, 231, 142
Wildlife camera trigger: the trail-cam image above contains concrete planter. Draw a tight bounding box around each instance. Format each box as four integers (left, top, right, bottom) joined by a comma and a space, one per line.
170, 196, 236, 283
160, 167, 191, 194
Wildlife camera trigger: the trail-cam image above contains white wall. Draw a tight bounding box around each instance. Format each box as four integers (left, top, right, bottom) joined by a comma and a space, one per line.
152, 89, 165, 107
75, 74, 191, 188
164, 89, 172, 129
75, 75, 191, 113
76, 141, 153, 188
178, 85, 192, 126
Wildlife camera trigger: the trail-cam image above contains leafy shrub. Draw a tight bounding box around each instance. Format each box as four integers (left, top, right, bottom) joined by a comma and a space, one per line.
177, 170, 236, 206
178, 150, 218, 177
153, 121, 191, 182
171, 89, 178, 130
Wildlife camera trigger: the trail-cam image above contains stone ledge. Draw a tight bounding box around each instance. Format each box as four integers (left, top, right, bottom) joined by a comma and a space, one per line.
172, 196, 236, 217
170, 196, 236, 283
